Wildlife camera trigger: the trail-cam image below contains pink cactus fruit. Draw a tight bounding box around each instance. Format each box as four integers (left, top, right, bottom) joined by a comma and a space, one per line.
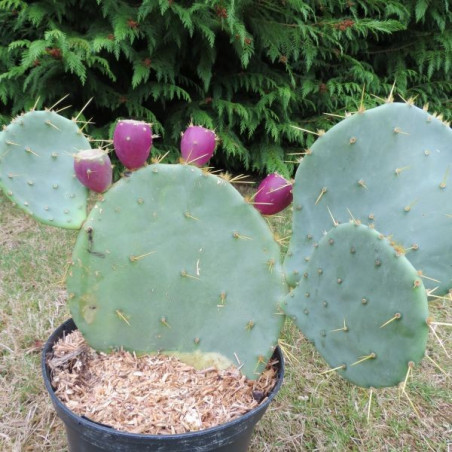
253, 173, 293, 215
74, 149, 113, 193
180, 125, 216, 166
113, 119, 153, 169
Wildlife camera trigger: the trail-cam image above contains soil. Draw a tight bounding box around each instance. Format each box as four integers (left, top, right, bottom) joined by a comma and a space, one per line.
47, 330, 278, 435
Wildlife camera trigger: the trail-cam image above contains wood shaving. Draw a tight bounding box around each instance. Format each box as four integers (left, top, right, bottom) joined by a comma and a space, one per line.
47, 330, 278, 435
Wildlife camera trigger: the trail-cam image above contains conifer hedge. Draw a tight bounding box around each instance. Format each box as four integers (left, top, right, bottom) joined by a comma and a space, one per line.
0, 0, 450, 175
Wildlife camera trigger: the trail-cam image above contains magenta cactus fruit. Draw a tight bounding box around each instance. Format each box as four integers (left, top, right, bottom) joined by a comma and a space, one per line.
113, 119, 152, 169
74, 149, 113, 193
253, 173, 293, 215
180, 125, 216, 166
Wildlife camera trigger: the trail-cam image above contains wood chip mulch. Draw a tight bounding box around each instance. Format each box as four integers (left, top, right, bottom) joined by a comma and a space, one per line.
47, 330, 278, 435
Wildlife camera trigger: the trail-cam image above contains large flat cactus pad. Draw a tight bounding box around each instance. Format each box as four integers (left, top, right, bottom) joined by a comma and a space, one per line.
67, 164, 287, 378
285, 103, 452, 295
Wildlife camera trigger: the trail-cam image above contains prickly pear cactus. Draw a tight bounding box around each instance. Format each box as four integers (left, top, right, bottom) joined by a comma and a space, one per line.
284, 102, 452, 295
285, 222, 429, 388
66, 163, 287, 378
0, 110, 90, 228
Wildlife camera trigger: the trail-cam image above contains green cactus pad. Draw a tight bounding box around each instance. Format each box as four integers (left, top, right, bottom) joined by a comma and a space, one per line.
285, 222, 429, 388
0, 110, 89, 229
285, 102, 452, 294
66, 164, 286, 378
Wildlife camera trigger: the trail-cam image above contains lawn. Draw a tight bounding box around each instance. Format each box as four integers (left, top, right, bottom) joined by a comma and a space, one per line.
0, 190, 450, 451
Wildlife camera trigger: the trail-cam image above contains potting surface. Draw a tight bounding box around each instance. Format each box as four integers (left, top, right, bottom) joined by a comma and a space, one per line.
47, 330, 278, 435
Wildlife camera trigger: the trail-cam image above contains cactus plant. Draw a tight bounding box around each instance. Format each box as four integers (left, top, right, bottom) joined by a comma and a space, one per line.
284, 102, 452, 295
3, 99, 445, 397
66, 163, 286, 378
0, 110, 90, 229
284, 222, 429, 388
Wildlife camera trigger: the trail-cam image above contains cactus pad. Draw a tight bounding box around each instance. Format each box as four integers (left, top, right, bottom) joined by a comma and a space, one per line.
285, 102, 452, 294
285, 222, 429, 388
66, 164, 286, 378
0, 110, 89, 228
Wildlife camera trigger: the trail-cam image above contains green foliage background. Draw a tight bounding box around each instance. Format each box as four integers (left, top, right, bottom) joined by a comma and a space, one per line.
0, 0, 450, 176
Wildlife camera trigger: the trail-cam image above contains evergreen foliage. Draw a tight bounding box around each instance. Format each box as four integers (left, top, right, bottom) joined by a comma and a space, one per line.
0, 0, 450, 175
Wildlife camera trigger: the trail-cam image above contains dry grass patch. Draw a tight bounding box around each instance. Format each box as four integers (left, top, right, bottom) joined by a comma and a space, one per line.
0, 194, 74, 451
0, 192, 450, 451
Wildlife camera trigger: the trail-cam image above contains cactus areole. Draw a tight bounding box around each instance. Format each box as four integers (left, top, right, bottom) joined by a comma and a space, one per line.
113, 119, 153, 169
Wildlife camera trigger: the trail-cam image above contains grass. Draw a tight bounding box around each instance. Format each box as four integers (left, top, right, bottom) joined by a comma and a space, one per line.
0, 190, 450, 451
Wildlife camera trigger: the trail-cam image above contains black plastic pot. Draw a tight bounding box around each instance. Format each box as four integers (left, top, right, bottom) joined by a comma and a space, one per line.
42, 318, 285, 452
